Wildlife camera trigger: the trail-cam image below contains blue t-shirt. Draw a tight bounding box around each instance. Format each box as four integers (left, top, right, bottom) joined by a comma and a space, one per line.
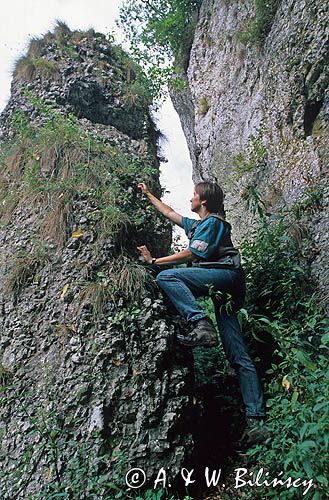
182, 215, 224, 260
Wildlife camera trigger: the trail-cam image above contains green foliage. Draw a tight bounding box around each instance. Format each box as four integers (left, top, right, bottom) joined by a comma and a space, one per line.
292, 185, 323, 218
241, 184, 267, 216
1, 93, 166, 307
237, 0, 279, 45
237, 199, 329, 498
9, 108, 33, 139
233, 136, 267, 180
1, 93, 159, 246
119, 0, 200, 61
118, 0, 201, 100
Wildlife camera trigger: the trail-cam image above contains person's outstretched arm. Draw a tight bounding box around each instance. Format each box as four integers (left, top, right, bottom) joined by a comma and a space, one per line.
138, 182, 183, 228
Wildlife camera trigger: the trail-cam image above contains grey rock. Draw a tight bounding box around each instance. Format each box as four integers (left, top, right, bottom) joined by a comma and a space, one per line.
171, 0, 329, 305
0, 25, 193, 496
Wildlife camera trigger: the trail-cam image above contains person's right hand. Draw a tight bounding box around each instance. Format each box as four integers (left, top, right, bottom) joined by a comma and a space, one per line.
138, 182, 149, 194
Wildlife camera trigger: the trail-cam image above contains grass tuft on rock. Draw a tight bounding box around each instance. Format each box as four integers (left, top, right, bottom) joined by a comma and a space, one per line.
4, 244, 52, 297
13, 56, 60, 81
1, 94, 166, 302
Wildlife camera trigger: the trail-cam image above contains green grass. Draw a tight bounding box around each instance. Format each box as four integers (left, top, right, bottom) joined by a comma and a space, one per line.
2, 93, 164, 306
14, 56, 59, 81
235, 197, 329, 498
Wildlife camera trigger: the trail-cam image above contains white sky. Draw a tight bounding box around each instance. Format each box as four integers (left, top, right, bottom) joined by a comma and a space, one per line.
0, 0, 194, 243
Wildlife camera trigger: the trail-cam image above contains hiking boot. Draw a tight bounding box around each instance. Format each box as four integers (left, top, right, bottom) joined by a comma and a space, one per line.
239, 417, 270, 448
176, 318, 218, 348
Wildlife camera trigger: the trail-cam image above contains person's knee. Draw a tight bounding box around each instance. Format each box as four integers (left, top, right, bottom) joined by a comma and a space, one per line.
156, 269, 176, 287
230, 354, 256, 372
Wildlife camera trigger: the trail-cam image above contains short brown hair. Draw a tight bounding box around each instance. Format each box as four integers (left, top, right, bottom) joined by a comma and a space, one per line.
195, 181, 224, 214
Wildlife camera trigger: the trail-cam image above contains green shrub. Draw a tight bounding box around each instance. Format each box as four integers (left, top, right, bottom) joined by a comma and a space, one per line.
233, 137, 267, 180
236, 198, 329, 498
118, 0, 202, 100
118, 0, 201, 61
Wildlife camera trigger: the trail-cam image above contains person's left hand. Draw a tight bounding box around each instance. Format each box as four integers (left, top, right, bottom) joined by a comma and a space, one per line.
137, 245, 152, 264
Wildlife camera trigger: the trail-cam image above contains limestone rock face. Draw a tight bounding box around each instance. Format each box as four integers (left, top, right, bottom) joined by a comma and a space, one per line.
0, 26, 194, 496
171, 0, 328, 302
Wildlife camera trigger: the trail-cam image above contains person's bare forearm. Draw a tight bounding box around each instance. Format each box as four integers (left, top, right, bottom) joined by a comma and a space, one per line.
155, 249, 195, 266
138, 182, 183, 227
146, 191, 174, 217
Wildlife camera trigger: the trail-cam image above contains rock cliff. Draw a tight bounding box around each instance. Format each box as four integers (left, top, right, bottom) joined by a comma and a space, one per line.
0, 24, 194, 497
171, 0, 328, 303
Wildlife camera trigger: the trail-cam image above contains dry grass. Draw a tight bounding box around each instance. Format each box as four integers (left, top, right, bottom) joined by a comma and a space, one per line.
0, 152, 22, 225
96, 205, 130, 247
13, 56, 36, 81
43, 31, 56, 45
14, 56, 60, 81
28, 36, 46, 58
76, 255, 154, 319
0, 175, 9, 201
40, 195, 70, 248
123, 60, 138, 83
199, 96, 210, 116
77, 282, 110, 320
0, 362, 12, 386
3, 245, 51, 297
107, 255, 155, 302
0, 185, 20, 227
53, 20, 72, 42
5, 143, 29, 178
39, 143, 59, 177
71, 31, 87, 44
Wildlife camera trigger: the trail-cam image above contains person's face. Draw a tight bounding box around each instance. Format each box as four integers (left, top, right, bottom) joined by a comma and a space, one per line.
190, 188, 205, 213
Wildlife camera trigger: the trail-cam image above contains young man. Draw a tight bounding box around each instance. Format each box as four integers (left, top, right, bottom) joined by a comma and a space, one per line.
137, 181, 268, 445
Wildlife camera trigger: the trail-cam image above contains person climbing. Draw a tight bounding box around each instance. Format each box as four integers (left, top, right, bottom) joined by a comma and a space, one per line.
136, 180, 268, 447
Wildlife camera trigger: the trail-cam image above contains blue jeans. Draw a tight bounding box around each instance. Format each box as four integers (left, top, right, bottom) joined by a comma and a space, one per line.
156, 267, 265, 417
